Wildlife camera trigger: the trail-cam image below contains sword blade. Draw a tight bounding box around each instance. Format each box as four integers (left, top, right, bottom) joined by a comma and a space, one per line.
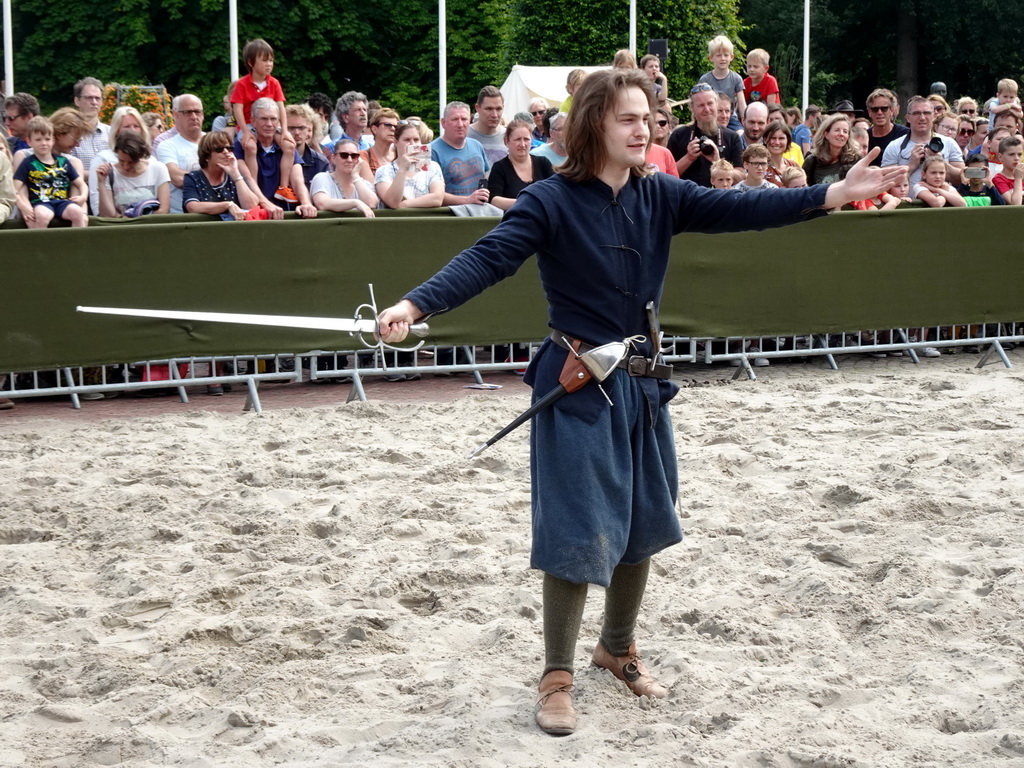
77, 306, 431, 337
77, 305, 377, 334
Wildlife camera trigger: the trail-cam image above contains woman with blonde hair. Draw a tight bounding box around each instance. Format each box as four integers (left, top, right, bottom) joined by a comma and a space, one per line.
87, 106, 152, 215
802, 113, 860, 185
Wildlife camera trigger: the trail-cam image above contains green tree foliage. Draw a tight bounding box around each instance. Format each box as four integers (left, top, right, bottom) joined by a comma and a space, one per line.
740, 0, 1024, 110
2, 0, 513, 127
504, 0, 745, 118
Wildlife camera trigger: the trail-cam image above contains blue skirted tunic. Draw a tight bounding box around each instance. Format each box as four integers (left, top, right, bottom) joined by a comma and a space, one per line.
406, 173, 828, 586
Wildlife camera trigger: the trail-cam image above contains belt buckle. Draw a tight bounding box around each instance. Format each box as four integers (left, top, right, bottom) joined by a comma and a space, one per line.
627, 356, 648, 376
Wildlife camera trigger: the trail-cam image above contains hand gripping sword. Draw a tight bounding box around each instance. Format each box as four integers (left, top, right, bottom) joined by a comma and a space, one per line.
77, 284, 429, 353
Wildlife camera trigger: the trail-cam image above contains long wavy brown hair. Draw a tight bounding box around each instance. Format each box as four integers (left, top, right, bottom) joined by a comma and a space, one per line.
559, 68, 656, 184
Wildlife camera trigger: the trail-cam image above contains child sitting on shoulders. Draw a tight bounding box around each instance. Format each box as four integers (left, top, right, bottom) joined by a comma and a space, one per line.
743, 49, 780, 107
955, 152, 1006, 206
710, 159, 736, 190
781, 166, 807, 188
230, 38, 298, 204
991, 134, 1024, 205
913, 155, 966, 207
734, 144, 776, 192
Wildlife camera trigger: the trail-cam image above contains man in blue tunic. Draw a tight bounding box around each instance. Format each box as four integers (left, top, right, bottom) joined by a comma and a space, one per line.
378, 68, 905, 736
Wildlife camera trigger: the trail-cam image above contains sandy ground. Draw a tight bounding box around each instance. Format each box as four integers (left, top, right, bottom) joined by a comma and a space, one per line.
3, 353, 1024, 767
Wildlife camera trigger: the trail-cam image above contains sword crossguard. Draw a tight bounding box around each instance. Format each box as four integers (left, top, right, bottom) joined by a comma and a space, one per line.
353, 284, 429, 354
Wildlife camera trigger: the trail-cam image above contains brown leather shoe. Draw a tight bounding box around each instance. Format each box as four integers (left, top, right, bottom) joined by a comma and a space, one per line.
536, 670, 576, 735
592, 641, 667, 698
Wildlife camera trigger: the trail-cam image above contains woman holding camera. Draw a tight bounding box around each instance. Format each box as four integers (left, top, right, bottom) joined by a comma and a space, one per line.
374, 122, 444, 209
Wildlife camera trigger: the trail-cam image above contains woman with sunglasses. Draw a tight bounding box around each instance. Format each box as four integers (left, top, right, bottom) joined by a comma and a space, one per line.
182, 131, 259, 220
310, 138, 378, 217
956, 97, 979, 118
528, 98, 549, 142
953, 116, 976, 152
646, 108, 680, 176
358, 108, 400, 184
652, 107, 675, 147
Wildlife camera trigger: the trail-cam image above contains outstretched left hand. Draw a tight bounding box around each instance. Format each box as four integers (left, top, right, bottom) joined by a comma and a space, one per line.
824, 148, 908, 209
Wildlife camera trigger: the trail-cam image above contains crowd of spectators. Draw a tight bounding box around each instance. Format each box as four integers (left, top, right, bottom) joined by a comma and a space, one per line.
2, 36, 1020, 405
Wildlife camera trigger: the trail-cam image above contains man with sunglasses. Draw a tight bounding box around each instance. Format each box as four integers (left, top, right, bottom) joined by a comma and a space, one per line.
528, 98, 549, 142
866, 88, 908, 165
4, 93, 40, 154
667, 82, 742, 187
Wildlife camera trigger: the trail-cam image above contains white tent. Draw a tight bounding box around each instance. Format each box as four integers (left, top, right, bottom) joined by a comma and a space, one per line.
499, 64, 606, 121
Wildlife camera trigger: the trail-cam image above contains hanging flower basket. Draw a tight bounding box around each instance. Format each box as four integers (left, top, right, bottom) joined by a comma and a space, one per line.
100, 84, 174, 127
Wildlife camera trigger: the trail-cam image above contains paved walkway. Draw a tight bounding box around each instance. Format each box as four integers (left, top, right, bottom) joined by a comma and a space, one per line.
1, 348, 1010, 424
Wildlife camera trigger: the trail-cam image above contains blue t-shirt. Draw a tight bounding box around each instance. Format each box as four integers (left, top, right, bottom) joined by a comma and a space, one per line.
233, 137, 303, 204
792, 123, 812, 150
430, 137, 490, 197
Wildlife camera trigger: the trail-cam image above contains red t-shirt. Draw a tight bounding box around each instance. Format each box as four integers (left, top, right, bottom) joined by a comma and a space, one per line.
646, 144, 680, 177
992, 172, 1014, 195
743, 74, 780, 105
230, 74, 286, 126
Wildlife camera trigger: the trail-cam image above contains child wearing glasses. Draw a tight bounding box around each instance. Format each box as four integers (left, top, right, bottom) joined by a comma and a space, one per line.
734, 144, 776, 192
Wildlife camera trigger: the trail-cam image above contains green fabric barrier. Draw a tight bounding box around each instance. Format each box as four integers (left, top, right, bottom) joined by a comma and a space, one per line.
1, 206, 1022, 371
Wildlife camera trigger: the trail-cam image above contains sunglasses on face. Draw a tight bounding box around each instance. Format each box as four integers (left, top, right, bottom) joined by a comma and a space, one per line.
868, 105, 890, 113
335, 151, 359, 160
214, 145, 233, 152
531, 110, 546, 116
959, 128, 975, 136
656, 120, 668, 127
960, 109, 977, 114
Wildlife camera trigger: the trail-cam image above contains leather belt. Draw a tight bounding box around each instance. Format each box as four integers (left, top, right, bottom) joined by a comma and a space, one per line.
549, 331, 673, 380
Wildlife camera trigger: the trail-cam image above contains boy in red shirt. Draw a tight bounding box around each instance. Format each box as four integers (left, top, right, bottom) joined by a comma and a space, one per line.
992, 134, 1024, 205
743, 49, 780, 107
231, 38, 298, 204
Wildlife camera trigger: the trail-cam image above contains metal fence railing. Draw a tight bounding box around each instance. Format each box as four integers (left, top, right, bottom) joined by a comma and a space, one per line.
3, 323, 1018, 410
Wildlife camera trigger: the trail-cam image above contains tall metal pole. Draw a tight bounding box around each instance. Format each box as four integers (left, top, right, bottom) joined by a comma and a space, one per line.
802, 0, 810, 115
439, 0, 447, 125
229, 0, 239, 82
629, 0, 637, 58
3, 0, 13, 96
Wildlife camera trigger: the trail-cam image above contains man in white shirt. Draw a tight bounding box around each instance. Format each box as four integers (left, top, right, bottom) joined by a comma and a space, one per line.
156, 95, 204, 213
